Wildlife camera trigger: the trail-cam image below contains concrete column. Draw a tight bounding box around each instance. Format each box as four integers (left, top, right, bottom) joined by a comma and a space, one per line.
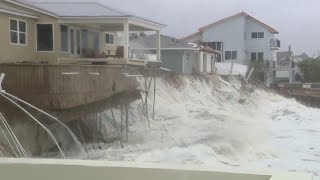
156, 30, 161, 61
123, 20, 129, 59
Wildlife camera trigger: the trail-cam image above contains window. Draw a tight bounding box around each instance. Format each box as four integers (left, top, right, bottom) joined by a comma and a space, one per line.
185, 52, 190, 61
251, 32, 258, 38
60, 25, 68, 52
70, 29, 74, 54
225, 51, 237, 60
10, 19, 26, 45
251, 52, 257, 61
232, 51, 237, 59
252, 32, 264, 39
258, 32, 264, 38
225, 51, 231, 60
258, 52, 264, 60
105, 33, 114, 45
37, 24, 53, 51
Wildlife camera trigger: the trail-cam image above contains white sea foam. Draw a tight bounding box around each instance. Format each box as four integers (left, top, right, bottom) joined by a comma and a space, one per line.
87, 75, 320, 178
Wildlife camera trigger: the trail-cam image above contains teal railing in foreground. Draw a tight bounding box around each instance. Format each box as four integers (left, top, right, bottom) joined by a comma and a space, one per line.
0, 158, 313, 180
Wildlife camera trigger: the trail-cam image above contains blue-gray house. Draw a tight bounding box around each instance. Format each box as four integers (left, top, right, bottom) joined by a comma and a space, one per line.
130, 34, 216, 74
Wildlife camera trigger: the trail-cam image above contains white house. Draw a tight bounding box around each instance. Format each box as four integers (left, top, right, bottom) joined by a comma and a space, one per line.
181, 12, 280, 65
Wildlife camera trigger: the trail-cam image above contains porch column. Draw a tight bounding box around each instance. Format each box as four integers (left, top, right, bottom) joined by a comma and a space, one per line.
123, 20, 129, 59
156, 30, 161, 61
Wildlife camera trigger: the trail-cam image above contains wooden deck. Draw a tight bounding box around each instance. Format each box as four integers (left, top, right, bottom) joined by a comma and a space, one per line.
58, 58, 162, 68
0, 64, 139, 110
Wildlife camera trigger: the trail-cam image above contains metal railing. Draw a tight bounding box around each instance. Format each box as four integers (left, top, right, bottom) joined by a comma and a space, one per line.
270, 39, 281, 49
268, 60, 295, 69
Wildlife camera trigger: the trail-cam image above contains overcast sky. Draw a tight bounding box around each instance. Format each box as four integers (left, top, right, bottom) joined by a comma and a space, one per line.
100, 0, 319, 56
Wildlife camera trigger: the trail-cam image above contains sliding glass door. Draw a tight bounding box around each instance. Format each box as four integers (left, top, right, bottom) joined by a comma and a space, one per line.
69, 27, 81, 57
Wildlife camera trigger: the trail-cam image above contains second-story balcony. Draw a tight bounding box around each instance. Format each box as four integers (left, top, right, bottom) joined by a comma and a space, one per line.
270, 38, 281, 50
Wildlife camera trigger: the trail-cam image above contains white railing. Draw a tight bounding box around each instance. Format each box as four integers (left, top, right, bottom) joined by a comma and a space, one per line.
269, 60, 294, 69
0, 158, 313, 180
270, 39, 281, 49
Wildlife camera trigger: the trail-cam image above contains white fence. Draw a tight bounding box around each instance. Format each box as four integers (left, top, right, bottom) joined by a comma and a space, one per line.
215, 62, 248, 76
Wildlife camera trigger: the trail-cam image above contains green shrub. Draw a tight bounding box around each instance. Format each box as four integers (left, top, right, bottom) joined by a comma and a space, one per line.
249, 60, 266, 82
298, 58, 320, 82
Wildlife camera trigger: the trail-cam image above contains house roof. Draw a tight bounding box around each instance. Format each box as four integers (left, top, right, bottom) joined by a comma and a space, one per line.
6, 0, 165, 27
131, 34, 196, 50
0, 3, 38, 18
199, 12, 279, 34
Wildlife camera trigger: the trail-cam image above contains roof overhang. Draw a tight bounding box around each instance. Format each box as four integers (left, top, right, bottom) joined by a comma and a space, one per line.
131, 48, 201, 52
59, 17, 165, 31
0, 8, 39, 19
4, 0, 58, 18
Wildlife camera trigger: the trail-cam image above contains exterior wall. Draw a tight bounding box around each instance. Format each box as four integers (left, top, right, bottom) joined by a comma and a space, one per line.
202, 16, 246, 64
245, 18, 275, 64
182, 50, 195, 75
0, 0, 62, 64
0, 12, 37, 63
161, 50, 184, 74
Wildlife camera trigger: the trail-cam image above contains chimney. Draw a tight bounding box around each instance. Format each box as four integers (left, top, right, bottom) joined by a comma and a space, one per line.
289, 45, 291, 52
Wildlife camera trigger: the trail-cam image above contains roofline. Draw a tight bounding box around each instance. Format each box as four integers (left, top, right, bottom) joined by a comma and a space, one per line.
180, 31, 202, 41
132, 48, 198, 51
199, 12, 279, 34
4, 0, 165, 28
4, 0, 59, 18
0, 8, 39, 19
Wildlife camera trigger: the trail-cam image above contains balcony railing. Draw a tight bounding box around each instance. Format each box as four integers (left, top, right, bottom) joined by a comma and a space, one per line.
268, 60, 295, 69
270, 39, 281, 49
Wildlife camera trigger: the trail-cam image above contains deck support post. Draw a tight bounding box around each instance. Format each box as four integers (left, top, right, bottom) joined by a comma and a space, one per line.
125, 104, 129, 142
123, 19, 129, 61
156, 30, 161, 62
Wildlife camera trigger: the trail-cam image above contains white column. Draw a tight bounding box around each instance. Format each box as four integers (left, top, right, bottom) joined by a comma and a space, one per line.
123, 20, 129, 59
156, 30, 161, 61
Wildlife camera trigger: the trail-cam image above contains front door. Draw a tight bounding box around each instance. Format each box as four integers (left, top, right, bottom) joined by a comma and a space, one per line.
69, 28, 81, 57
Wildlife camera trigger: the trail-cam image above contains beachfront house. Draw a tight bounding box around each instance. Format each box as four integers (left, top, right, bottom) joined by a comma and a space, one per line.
130, 34, 217, 74
0, 0, 165, 65
181, 12, 280, 65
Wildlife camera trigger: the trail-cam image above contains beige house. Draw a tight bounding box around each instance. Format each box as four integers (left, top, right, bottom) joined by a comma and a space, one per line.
0, 0, 164, 65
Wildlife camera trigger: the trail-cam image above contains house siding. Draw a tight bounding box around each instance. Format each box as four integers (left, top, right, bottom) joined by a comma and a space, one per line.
0, 12, 37, 63
0, 0, 69, 64
202, 16, 246, 64
161, 50, 184, 74
245, 18, 276, 63
182, 51, 195, 75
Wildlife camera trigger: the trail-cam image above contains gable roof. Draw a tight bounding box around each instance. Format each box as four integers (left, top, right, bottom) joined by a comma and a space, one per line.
199, 12, 279, 34
0, 3, 38, 18
131, 34, 196, 50
5, 0, 165, 26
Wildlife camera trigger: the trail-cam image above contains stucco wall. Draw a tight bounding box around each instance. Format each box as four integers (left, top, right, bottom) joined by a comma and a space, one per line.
161, 50, 184, 74
202, 16, 246, 64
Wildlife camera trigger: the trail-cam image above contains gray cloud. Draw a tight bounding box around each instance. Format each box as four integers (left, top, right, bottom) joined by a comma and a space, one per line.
100, 0, 320, 55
